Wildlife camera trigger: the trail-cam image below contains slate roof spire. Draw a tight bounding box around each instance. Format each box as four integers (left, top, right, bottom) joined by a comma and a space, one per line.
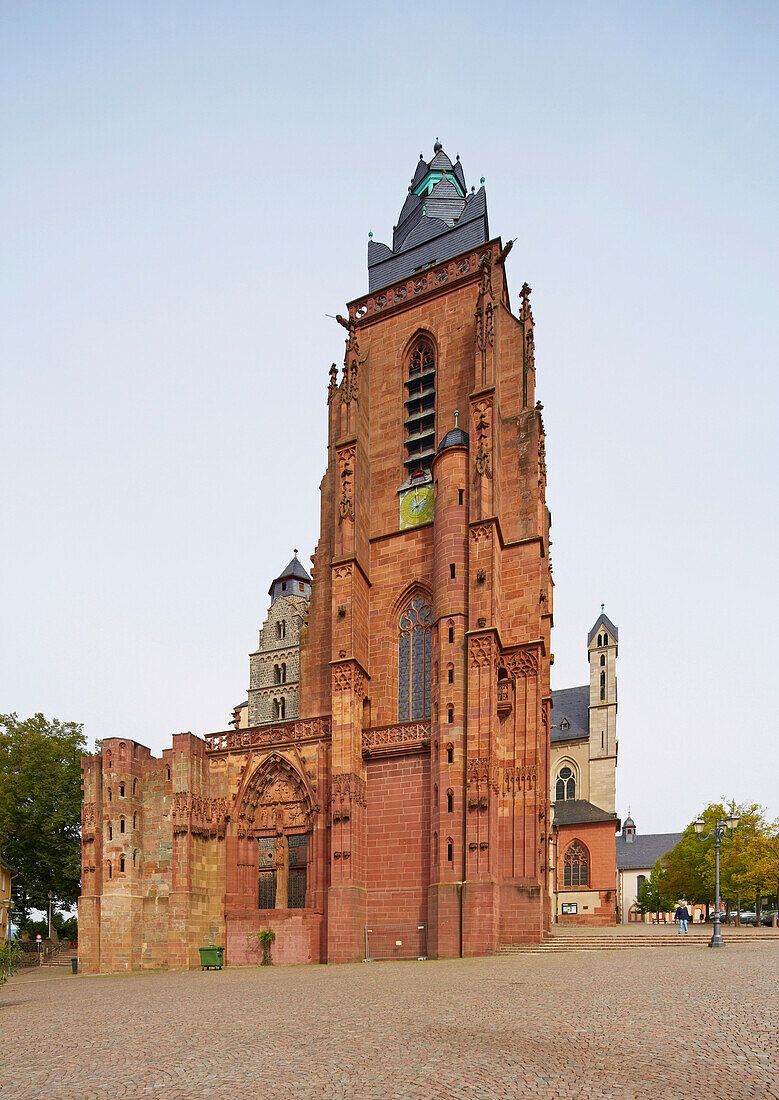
367, 141, 489, 293
268, 552, 312, 601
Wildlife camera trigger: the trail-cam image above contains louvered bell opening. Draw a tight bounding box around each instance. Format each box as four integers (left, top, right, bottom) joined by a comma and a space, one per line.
404, 341, 435, 476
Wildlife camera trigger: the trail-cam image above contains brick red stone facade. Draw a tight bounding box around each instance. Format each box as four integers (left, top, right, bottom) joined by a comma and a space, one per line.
79, 183, 554, 972
554, 820, 619, 926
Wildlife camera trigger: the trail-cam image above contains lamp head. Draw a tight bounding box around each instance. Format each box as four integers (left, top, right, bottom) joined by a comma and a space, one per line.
693, 818, 705, 836
726, 813, 739, 832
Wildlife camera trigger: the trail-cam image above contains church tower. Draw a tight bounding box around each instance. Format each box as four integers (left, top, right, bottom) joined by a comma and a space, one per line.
587, 610, 618, 813
300, 142, 553, 961
247, 555, 311, 726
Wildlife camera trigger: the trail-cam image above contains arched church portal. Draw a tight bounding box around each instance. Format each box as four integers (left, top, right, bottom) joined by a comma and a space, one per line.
233, 754, 314, 911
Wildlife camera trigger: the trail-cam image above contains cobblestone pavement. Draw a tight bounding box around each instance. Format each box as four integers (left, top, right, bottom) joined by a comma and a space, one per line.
1, 941, 777, 1099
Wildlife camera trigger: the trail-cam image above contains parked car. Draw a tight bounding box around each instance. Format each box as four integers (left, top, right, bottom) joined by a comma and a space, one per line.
707, 910, 756, 924
760, 910, 778, 927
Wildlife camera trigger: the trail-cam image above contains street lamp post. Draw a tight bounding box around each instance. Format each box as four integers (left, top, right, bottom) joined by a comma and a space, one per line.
693, 813, 739, 948
47, 891, 54, 940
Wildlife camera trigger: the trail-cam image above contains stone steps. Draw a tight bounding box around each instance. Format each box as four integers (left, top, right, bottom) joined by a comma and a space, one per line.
498, 932, 779, 954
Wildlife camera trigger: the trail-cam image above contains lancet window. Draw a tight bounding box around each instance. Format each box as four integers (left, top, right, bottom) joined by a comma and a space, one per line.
563, 841, 589, 887
398, 595, 432, 721
403, 337, 436, 476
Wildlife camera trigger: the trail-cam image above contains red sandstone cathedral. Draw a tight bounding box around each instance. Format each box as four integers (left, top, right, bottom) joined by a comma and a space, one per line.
79, 143, 554, 971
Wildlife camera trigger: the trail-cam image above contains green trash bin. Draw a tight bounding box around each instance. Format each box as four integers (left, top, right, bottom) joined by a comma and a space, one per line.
199, 945, 224, 970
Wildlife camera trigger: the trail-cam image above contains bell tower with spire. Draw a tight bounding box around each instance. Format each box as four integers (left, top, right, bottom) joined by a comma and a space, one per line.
587, 608, 619, 813
300, 141, 553, 961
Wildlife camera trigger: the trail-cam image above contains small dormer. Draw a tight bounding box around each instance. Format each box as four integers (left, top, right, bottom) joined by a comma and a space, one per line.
268, 552, 311, 605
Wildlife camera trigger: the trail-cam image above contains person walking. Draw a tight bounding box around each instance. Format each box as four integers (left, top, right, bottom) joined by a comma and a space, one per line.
674, 902, 690, 934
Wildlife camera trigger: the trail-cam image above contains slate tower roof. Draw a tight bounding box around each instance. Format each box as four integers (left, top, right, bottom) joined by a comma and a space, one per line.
367, 141, 489, 293
268, 553, 312, 602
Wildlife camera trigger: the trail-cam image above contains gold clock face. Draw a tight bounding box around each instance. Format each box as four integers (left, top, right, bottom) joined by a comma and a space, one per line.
399, 484, 434, 529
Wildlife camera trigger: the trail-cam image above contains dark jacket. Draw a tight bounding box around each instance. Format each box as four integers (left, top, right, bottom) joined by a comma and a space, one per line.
674, 906, 690, 921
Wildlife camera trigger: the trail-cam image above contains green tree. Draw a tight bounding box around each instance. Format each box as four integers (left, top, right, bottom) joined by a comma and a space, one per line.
718, 803, 774, 918
662, 825, 711, 906
0, 713, 86, 925
0, 940, 21, 986
662, 801, 776, 920
635, 859, 677, 921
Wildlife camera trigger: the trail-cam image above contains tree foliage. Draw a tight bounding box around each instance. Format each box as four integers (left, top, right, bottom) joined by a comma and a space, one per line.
0, 713, 85, 924
635, 859, 677, 918
0, 940, 21, 986
662, 800, 778, 911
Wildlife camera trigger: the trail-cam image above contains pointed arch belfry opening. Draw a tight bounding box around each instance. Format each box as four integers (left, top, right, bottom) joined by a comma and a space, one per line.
403, 334, 436, 477
231, 753, 315, 911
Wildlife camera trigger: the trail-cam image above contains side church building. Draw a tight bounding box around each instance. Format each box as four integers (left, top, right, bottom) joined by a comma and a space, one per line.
549, 611, 620, 924
79, 143, 554, 970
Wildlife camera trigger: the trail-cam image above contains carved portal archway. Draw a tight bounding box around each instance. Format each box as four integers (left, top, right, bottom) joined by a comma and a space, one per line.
233, 753, 314, 910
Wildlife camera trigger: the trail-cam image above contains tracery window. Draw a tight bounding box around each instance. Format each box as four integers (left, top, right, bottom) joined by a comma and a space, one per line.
555, 766, 576, 801
563, 841, 589, 887
398, 595, 432, 721
403, 337, 436, 476
257, 834, 307, 910
287, 834, 307, 909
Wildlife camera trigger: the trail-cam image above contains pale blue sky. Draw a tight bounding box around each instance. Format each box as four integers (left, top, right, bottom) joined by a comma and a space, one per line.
2, 2, 777, 832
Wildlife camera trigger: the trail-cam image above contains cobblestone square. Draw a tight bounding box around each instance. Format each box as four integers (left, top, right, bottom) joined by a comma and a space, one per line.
2, 939, 777, 1099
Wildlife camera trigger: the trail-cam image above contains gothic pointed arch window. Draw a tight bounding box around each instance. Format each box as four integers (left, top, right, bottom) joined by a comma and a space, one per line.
555, 765, 576, 801
398, 593, 432, 721
404, 336, 436, 476
563, 841, 589, 887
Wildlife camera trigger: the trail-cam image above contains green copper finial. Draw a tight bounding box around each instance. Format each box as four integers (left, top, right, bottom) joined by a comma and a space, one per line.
422, 204, 427, 215
480, 176, 485, 185
454, 411, 459, 427
368, 230, 373, 239
601, 603, 605, 614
